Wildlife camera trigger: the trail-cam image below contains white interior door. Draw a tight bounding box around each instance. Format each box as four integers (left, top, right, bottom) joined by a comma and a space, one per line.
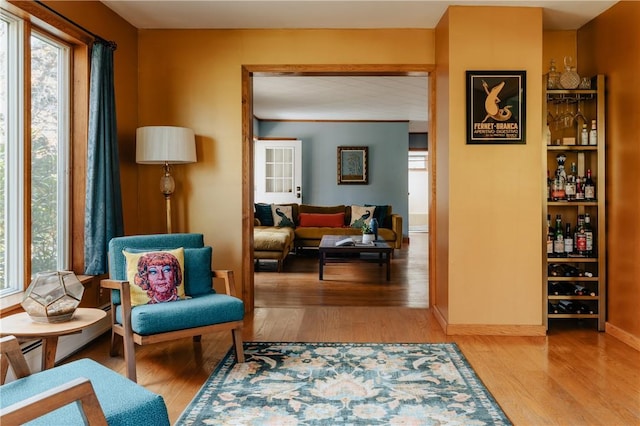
254, 139, 302, 204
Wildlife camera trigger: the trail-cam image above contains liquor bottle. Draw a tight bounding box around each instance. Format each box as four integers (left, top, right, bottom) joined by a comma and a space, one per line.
553, 215, 564, 255
584, 169, 596, 200
584, 213, 594, 256
565, 163, 576, 201
546, 214, 554, 256
564, 223, 573, 254
547, 170, 553, 201
589, 120, 597, 145
580, 124, 589, 146
575, 214, 587, 256
575, 176, 585, 201
552, 155, 567, 201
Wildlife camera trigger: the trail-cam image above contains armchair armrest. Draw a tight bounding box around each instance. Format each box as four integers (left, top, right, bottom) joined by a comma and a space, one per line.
1, 336, 31, 384
0, 377, 107, 426
391, 214, 403, 249
99, 279, 128, 290
213, 270, 238, 297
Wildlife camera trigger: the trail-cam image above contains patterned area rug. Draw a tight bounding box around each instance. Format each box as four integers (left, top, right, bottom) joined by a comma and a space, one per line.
176, 342, 511, 425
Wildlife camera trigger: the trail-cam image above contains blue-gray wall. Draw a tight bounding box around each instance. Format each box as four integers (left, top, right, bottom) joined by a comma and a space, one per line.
258, 121, 409, 236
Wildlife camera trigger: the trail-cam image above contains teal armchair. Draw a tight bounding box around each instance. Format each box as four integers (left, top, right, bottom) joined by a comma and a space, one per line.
0, 336, 170, 425
101, 233, 244, 382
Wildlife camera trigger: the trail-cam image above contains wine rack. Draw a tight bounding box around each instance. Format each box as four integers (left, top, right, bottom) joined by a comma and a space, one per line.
543, 74, 606, 331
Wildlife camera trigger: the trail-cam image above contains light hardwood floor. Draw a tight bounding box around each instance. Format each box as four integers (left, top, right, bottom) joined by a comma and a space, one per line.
68, 233, 639, 425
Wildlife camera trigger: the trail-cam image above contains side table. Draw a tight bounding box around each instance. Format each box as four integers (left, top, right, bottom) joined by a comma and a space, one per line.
0, 307, 106, 382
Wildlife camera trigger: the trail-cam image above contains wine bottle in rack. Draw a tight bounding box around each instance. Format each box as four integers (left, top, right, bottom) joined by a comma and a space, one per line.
584, 169, 596, 200
548, 302, 560, 314
554, 215, 564, 256
547, 214, 554, 256
584, 213, 594, 256
564, 223, 573, 254
557, 300, 576, 313
575, 214, 587, 256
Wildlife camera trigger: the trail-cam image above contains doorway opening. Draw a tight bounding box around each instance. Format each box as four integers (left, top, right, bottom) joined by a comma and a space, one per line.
241, 65, 436, 312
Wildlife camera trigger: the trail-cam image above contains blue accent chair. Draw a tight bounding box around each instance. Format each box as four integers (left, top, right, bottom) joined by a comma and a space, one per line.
101, 233, 245, 382
0, 336, 170, 425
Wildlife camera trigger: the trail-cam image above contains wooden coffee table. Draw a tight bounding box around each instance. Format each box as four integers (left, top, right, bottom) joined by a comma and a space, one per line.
318, 235, 393, 281
0, 308, 106, 377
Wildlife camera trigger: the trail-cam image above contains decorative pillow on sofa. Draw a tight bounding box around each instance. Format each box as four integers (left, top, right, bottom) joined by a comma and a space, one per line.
365, 204, 390, 227
254, 203, 274, 226
299, 212, 345, 227
123, 248, 186, 306
350, 205, 375, 229
271, 204, 296, 228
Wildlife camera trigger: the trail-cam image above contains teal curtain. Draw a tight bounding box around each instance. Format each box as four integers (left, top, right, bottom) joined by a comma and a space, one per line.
84, 41, 124, 275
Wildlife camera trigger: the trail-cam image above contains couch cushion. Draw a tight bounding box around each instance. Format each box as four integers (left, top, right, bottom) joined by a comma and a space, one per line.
366, 204, 391, 228
349, 205, 375, 228
271, 204, 296, 228
0, 359, 169, 426
123, 248, 186, 306
298, 212, 345, 227
254, 203, 274, 226
115, 293, 244, 335
299, 204, 345, 215
109, 234, 204, 281
118, 247, 214, 302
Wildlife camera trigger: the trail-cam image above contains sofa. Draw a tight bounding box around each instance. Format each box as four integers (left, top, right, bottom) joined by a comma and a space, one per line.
254, 203, 402, 271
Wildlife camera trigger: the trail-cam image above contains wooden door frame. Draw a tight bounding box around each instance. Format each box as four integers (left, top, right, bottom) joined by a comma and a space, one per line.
241, 64, 437, 312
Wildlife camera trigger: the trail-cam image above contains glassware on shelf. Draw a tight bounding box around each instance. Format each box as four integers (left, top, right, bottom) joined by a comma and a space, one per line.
559, 56, 580, 89
547, 59, 560, 89
579, 77, 591, 89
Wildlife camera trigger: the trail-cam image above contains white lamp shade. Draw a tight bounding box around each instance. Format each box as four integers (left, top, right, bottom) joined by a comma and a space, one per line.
136, 126, 197, 164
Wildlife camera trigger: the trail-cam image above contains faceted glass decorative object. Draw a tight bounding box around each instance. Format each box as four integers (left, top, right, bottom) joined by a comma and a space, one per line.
21, 271, 84, 323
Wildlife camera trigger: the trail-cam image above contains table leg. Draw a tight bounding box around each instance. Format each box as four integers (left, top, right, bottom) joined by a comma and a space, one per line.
386, 252, 391, 281
319, 251, 324, 280
41, 336, 59, 370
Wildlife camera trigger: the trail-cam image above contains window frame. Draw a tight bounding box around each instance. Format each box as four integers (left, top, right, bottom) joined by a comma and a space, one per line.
0, 2, 91, 306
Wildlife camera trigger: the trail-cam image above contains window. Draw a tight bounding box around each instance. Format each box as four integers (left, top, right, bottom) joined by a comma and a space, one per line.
1, 11, 71, 296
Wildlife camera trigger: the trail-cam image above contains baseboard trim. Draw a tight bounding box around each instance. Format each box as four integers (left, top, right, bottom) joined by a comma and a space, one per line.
446, 323, 546, 336
431, 305, 448, 333
606, 322, 640, 351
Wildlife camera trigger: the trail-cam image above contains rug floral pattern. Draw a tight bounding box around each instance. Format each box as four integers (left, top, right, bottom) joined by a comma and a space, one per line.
176, 342, 511, 425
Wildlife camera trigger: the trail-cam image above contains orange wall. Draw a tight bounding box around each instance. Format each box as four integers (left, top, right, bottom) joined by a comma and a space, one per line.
436, 6, 544, 332
43, 1, 140, 235
136, 29, 435, 276
577, 1, 640, 347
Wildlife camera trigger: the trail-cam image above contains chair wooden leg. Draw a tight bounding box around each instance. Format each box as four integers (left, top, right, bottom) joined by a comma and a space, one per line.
232, 329, 244, 363
109, 330, 122, 357
193, 335, 202, 343
122, 335, 137, 383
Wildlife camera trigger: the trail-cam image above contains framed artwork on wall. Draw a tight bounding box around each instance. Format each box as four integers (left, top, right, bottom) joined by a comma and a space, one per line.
466, 70, 526, 144
337, 146, 368, 184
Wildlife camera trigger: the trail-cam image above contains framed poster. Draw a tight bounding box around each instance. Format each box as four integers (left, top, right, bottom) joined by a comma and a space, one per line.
337, 146, 368, 184
466, 70, 526, 144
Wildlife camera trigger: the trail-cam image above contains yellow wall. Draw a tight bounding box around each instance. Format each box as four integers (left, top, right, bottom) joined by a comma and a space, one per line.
577, 1, 640, 347
136, 29, 435, 275
437, 6, 544, 332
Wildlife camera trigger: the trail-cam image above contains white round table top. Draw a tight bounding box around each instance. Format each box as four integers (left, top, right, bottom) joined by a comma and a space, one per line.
0, 307, 106, 337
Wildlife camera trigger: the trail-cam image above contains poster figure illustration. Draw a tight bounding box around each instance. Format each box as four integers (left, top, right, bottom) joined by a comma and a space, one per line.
466, 71, 526, 144
134, 252, 182, 303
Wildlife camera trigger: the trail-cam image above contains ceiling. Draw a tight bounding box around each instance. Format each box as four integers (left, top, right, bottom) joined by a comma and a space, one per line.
101, 1, 617, 130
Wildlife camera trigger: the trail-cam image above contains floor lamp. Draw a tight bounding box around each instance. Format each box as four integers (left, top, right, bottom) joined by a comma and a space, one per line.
136, 126, 197, 233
